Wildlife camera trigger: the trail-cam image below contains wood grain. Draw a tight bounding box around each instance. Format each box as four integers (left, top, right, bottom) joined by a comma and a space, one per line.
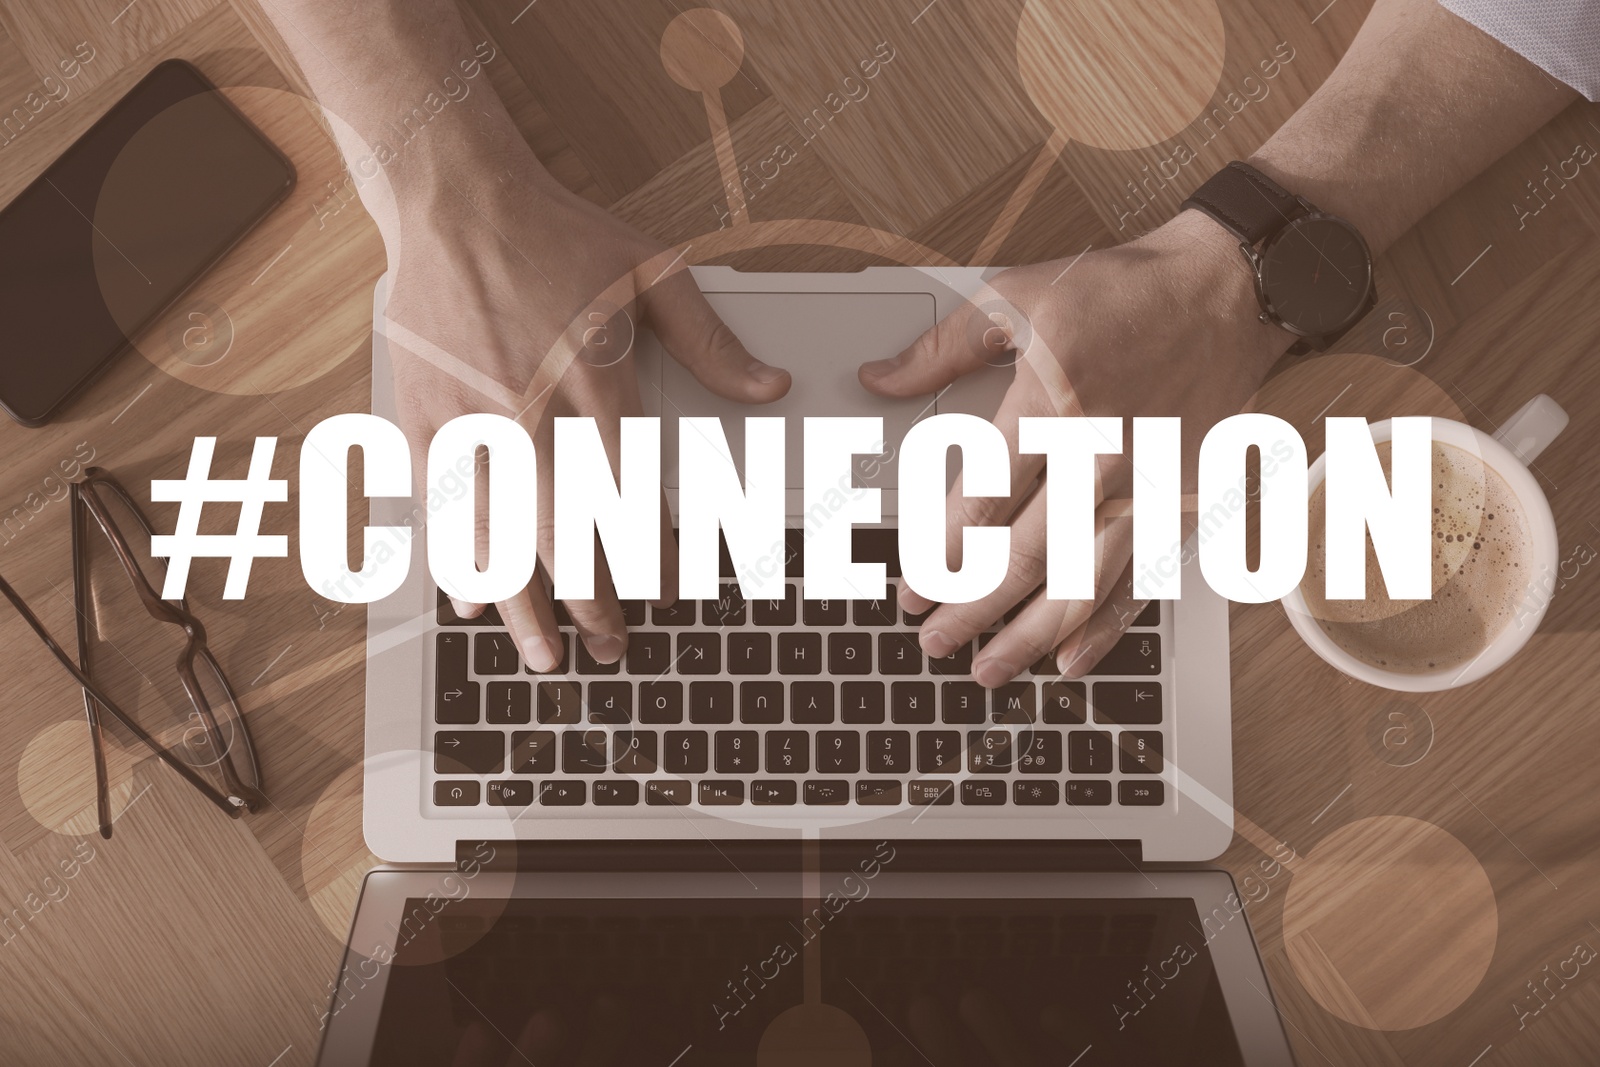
0, 0, 1597, 1063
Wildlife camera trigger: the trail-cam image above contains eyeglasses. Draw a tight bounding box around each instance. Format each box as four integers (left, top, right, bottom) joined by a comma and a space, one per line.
0, 467, 264, 838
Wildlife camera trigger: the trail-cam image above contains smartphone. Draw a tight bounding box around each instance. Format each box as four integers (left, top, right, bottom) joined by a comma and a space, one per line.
0, 59, 295, 426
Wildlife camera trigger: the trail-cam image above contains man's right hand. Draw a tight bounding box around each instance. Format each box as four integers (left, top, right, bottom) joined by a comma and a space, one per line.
377, 144, 789, 671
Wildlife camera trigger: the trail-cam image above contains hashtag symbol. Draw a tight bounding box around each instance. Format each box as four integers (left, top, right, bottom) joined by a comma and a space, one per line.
150, 437, 288, 600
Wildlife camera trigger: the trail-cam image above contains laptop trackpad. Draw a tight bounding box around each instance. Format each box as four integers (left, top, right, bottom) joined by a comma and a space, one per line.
655, 291, 938, 493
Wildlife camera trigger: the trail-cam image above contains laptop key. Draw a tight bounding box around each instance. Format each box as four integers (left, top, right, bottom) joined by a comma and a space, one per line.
966, 730, 1013, 773
654, 598, 697, 626
803, 599, 846, 626
853, 599, 898, 627
621, 600, 647, 626
486, 681, 531, 724
437, 590, 503, 627
588, 682, 632, 723
1068, 730, 1113, 774
1088, 633, 1161, 676
857, 780, 901, 805
929, 642, 974, 676
1042, 682, 1088, 724
917, 731, 962, 774
699, 780, 744, 805
841, 682, 885, 723
804, 780, 849, 805
627, 632, 671, 674
790, 682, 835, 724
942, 682, 986, 724
752, 588, 797, 626
434, 781, 479, 806
817, 731, 861, 774
576, 640, 621, 675
1119, 780, 1164, 806
690, 681, 735, 724
728, 633, 772, 675
1119, 731, 1164, 773
436, 632, 468, 686
740, 681, 784, 723
903, 605, 933, 627
1067, 780, 1112, 806
562, 730, 611, 773
663, 730, 708, 774
992, 683, 1036, 724
891, 681, 935, 724
510, 731, 556, 774
1092, 682, 1163, 725
646, 780, 691, 805
595, 780, 640, 806
677, 632, 721, 674
639, 681, 684, 724
615, 731, 658, 774
1014, 780, 1060, 806
537, 681, 582, 724
540, 781, 585, 806
766, 731, 809, 774
909, 779, 954, 805
714, 731, 758, 774
828, 632, 872, 675
867, 730, 910, 774
435, 731, 504, 774
753, 780, 797, 805
877, 632, 923, 675
778, 633, 822, 675
1016, 731, 1062, 773
473, 632, 520, 675
703, 584, 747, 626
436, 680, 480, 724
961, 781, 1006, 806
487, 780, 533, 806
1133, 601, 1160, 627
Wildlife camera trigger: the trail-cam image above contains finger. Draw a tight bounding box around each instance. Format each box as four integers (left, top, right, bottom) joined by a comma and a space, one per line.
499, 584, 565, 673
859, 292, 1016, 397
917, 484, 1053, 660
533, 396, 627, 663
1056, 556, 1145, 679
510, 1009, 566, 1066
970, 511, 1134, 688
644, 269, 790, 403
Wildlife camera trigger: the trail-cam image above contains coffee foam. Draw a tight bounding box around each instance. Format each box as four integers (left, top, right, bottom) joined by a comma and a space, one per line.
1303, 441, 1531, 673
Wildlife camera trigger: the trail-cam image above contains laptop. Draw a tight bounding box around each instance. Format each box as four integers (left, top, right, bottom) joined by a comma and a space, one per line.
316, 269, 1296, 1065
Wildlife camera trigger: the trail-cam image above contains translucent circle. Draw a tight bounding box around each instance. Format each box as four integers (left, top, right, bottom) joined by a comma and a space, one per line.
1283, 816, 1496, 1029
660, 9, 746, 93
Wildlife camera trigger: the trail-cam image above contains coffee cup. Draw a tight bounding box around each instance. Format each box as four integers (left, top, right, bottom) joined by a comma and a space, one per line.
1282, 395, 1566, 692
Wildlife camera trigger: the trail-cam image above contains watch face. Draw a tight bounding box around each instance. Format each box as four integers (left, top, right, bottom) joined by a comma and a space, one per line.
1258, 215, 1372, 337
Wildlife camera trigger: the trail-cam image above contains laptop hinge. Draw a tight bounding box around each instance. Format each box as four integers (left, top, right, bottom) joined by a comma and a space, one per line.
457, 839, 1143, 872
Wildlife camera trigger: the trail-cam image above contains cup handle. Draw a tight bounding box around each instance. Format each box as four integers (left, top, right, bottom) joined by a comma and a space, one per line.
1492, 394, 1567, 465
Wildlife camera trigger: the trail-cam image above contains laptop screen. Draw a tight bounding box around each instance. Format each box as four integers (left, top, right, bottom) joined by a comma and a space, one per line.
365, 894, 1245, 1065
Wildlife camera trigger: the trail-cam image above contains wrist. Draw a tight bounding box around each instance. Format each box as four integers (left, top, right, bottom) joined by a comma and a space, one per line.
1143, 209, 1292, 384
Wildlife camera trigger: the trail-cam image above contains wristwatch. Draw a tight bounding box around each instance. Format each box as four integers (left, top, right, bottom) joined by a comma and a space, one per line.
1181, 160, 1376, 355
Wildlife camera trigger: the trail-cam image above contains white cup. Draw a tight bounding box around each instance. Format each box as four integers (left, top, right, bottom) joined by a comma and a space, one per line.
1281, 395, 1567, 692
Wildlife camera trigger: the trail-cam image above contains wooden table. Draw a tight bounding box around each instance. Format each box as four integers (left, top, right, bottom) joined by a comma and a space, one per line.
1, 0, 1597, 1063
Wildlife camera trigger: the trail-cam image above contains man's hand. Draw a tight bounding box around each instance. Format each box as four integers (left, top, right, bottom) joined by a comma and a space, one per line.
381, 147, 789, 670
860, 211, 1283, 687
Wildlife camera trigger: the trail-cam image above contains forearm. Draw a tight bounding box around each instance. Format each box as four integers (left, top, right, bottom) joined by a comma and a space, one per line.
254, 1, 536, 222
1248, 0, 1576, 252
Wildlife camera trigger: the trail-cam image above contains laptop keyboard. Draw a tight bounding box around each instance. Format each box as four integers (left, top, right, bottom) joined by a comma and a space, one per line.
430, 575, 1170, 814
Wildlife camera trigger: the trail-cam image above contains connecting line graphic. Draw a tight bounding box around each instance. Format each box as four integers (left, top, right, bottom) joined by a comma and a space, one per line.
150, 436, 288, 601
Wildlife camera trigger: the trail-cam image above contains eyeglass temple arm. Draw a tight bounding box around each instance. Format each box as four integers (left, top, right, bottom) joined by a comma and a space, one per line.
0, 573, 251, 821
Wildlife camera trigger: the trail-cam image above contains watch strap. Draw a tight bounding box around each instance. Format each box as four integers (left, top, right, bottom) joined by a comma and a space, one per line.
1181, 161, 1304, 245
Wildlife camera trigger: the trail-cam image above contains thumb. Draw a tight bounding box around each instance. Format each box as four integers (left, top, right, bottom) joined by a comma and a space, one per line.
645, 270, 791, 403
859, 297, 1014, 397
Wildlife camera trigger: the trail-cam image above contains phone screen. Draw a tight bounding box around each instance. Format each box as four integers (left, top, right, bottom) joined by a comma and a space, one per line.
0, 59, 294, 425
